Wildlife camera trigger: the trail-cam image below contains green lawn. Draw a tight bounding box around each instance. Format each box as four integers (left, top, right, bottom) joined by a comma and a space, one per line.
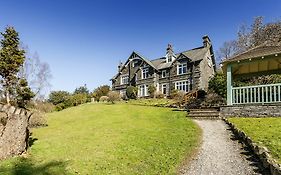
229, 118, 281, 164
0, 103, 200, 175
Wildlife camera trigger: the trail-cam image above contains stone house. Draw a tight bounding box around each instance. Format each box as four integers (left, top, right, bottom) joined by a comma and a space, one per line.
111, 36, 216, 97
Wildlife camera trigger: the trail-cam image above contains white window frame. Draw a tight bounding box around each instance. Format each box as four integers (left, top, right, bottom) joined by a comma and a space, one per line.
142, 68, 149, 79
162, 84, 168, 95
174, 80, 190, 92
121, 75, 129, 85
177, 63, 187, 75
161, 70, 167, 78
138, 84, 149, 97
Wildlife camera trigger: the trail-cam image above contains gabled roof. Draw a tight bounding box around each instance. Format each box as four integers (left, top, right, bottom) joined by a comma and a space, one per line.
111, 43, 211, 79
149, 46, 209, 70
222, 45, 281, 64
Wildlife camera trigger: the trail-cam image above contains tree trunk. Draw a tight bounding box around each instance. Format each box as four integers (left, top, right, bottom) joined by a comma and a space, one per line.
6, 90, 10, 105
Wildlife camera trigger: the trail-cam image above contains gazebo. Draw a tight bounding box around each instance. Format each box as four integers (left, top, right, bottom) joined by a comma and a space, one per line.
222, 45, 281, 106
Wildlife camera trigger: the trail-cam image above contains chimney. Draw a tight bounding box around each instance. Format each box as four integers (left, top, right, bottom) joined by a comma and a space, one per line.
203, 35, 211, 48
166, 44, 175, 63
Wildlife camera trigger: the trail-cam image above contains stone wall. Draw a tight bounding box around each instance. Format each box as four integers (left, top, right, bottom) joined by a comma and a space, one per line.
0, 104, 32, 160
220, 104, 281, 117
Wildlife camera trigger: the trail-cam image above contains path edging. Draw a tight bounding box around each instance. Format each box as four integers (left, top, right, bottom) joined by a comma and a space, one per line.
222, 118, 281, 175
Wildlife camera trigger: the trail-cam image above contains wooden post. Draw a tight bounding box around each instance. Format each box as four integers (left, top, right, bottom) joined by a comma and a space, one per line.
227, 64, 233, 105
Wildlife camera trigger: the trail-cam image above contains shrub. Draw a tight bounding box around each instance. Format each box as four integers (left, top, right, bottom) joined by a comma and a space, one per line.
126, 86, 138, 99
173, 90, 186, 105
99, 96, 109, 102
48, 91, 70, 105
55, 103, 66, 111
201, 91, 226, 107
107, 91, 121, 104
28, 110, 47, 128
154, 91, 165, 99
69, 93, 88, 106
148, 85, 156, 98
30, 101, 55, 113
169, 89, 179, 99
208, 73, 227, 98
92, 85, 110, 102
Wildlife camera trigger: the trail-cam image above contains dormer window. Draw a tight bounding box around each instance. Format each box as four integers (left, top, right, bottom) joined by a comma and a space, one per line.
177, 63, 187, 75
142, 68, 149, 79
162, 70, 167, 78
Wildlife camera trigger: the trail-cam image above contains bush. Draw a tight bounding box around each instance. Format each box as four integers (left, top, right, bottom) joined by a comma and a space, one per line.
208, 73, 227, 98
233, 74, 281, 87
28, 110, 47, 128
48, 91, 70, 105
69, 93, 88, 106
148, 85, 156, 98
92, 85, 110, 102
154, 91, 165, 99
30, 101, 55, 113
126, 86, 138, 99
173, 91, 186, 105
107, 91, 121, 104
169, 89, 179, 99
55, 103, 66, 111
201, 91, 226, 107
99, 96, 109, 102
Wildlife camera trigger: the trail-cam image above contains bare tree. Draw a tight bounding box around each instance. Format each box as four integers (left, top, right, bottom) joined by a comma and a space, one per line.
216, 40, 237, 62
218, 16, 281, 59
19, 46, 52, 100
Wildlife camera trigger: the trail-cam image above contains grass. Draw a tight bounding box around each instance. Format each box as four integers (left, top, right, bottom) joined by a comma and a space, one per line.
229, 118, 281, 164
0, 103, 200, 174
127, 98, 175, 107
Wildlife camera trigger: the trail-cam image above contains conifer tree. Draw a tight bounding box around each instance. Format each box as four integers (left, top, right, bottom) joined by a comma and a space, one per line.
0, 27, 27, 105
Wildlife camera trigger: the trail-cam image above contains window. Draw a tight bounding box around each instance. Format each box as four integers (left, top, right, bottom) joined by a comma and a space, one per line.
139, 84, 148, 97
142, 68, 149, 79
162, 84, 168, 95
175, 81, 190, 92
121, 75, 129, 85
162, 70, 167, 78
167, 55, 172, 62
132, 60, 138, 67
177, 63, 187, 75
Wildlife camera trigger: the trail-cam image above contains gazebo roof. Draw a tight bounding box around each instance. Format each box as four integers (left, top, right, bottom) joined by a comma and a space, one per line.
222, 45, 281, 64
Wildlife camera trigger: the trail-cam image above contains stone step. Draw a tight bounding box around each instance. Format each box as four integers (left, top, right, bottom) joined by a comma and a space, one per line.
187, 108, 220, 119
189, 110, 219, 114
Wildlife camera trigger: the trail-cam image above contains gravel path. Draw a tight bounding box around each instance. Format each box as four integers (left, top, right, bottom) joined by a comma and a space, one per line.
180, 120, 267, 175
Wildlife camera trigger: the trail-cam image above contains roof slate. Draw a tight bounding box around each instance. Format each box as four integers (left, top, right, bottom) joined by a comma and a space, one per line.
222, 45, 281, 64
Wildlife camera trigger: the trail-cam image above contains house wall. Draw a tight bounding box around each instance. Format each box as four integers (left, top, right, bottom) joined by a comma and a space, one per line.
198, 50, 215, 91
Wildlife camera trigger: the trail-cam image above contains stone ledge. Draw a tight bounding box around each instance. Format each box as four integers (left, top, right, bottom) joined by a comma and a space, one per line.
223, 118, 281, 175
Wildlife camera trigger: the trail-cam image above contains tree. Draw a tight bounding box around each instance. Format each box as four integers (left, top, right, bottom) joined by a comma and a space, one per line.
92, 85, 110, 101
218, 16, 281, 58
16, 78, 35, 108
0, 27, 26, 105
19, 51, 52, 100
74, 84, 89, 95
48, 90, 70, 105
216, 40, 237, 62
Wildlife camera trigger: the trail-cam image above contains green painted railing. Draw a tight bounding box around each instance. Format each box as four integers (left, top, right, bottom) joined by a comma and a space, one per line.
232, 83, 281, 104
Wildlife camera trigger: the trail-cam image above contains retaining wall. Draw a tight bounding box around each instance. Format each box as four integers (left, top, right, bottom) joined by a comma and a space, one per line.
220, 104, 281, 117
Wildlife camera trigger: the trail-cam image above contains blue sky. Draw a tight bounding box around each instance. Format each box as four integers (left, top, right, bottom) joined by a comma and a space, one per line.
0, 0, 280, 93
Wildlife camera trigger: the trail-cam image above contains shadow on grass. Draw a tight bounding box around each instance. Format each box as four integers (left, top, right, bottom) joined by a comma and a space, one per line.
28, 137, 38, 148
0, 158, 68, 175
227, 128, 271, 175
